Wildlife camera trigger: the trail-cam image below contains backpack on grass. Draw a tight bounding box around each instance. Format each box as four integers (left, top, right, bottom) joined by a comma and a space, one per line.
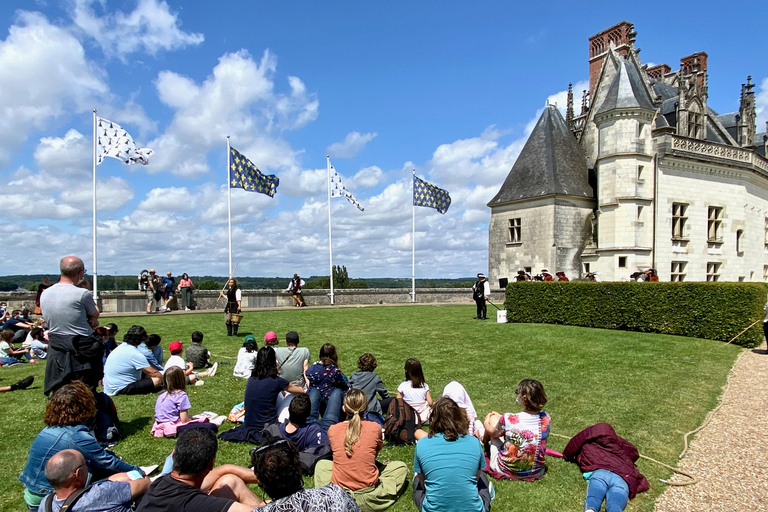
384, 397, 417, 444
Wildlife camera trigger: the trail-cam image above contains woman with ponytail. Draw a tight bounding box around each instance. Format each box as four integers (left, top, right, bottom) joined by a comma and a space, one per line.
314, 388, 408, 512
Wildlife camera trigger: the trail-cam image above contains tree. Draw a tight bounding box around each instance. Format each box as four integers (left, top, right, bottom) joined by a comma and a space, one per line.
197, 280, 222, 290
333, 265, 349, 288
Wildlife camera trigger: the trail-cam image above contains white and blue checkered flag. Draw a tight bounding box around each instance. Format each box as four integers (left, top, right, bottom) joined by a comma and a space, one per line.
330, 164, 364, 211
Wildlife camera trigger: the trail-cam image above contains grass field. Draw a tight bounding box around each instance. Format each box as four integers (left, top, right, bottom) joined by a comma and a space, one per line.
0, 305, 742, 511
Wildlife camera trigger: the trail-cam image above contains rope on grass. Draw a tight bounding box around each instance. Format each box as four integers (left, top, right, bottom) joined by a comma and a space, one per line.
549, 432, 698, 486
727, 319, 761, 344
549, 345, 749, 487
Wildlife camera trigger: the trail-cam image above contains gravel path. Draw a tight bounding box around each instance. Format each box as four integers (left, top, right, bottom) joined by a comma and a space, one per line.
654, 343, 768, 511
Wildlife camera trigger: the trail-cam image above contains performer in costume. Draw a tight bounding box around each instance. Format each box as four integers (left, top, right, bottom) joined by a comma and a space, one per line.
220, 278, 242, 336
284, 274, 306, 307
472, 273, 490, 320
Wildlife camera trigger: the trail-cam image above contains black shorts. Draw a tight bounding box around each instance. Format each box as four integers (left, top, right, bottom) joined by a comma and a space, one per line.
116, 374, 157, 395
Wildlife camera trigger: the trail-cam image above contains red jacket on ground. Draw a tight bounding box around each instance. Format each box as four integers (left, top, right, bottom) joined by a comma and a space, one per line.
562, 423, 649, 500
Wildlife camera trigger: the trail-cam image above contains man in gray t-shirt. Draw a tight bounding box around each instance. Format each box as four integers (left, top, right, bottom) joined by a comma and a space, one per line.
41, 256, 101, 395
274, 331, 310, 387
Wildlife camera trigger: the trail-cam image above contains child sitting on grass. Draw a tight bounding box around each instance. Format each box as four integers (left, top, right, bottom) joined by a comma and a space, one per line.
397, 358, 433, 425
483, 378, 550, 481
164, 340, 217, 385
185, 330, 211, 370
233, 335, 258, 378
349, 352, 392, 420
150, 366, 210, 437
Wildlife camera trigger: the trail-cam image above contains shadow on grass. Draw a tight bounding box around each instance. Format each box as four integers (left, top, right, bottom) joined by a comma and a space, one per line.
120, 416, 153, 437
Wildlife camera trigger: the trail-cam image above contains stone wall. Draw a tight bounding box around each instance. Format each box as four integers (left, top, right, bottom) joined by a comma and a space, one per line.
0, 288, 506, 314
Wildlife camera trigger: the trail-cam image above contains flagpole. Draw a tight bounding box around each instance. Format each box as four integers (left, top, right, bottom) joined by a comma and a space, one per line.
92, 109, 98, 300
411, 169, 416, 303
227, 136, 232, 277
327, 155, 335, 305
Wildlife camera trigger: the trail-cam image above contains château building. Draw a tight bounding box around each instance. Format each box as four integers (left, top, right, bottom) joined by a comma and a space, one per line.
488, 21, 768, 283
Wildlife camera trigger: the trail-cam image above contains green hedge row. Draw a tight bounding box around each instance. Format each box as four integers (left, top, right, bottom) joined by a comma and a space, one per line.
503, 281, 768, 347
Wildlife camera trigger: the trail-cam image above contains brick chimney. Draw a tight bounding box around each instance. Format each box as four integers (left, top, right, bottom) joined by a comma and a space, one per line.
646, 64, 671, 81
588, 21, 635, 98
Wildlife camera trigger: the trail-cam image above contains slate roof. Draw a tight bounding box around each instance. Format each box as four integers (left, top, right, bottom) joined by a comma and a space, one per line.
596, 58, 655, 114
488, 105, 592, 206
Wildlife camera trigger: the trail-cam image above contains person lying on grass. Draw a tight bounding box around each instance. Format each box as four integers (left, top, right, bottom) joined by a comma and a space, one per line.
482, 378, 551, 481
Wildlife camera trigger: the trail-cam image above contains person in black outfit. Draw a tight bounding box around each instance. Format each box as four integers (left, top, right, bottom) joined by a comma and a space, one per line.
220, 279, 242, 337
472, 273, 490, 320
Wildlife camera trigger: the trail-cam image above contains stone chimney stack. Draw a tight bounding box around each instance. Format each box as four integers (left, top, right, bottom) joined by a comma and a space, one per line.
588, 21, 635, 99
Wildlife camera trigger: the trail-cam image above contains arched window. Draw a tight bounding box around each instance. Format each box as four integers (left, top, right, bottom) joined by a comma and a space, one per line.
687, 100, 703, 139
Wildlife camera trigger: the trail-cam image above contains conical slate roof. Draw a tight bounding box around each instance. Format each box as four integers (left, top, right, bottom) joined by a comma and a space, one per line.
596, 58, 655, 114
488, 105, 592, 206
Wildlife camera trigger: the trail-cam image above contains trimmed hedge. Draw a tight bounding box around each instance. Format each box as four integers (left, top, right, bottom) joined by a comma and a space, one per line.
503, 281, 768, 347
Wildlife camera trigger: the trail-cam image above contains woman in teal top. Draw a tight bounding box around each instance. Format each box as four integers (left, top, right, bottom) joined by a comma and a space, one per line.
413, 396, 492, 512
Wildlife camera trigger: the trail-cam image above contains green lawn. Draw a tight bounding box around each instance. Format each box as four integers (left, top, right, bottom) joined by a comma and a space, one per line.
0, 305, 741, 511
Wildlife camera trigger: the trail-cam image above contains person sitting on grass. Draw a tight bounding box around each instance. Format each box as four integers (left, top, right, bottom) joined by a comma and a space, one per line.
252, 439, 360, 512
314, 388, 409, 512
138, 334, 164, 372
28, 327, 48, 360
19, 381, 142, 511
40, 449, 150, 512
219, 346, 305, 444
562, 423, 650, 512
397, 358, 432, 426
442, 381, 484, 439
412, 396, 492, 512
136, 428, 263, 512
102, 325, 162, 396
482, 378, 551, 481
164, 341, 216, 385
1, 328, 36, 364
349, 353, 392, 421
151, 366, 212, 437
185, 331, 211, 370
262, 393, 331, 475
233, 335, 258, 378
306, 343, 349, 431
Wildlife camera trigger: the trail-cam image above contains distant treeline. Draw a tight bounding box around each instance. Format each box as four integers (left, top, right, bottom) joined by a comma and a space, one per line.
0, 273, 476, 292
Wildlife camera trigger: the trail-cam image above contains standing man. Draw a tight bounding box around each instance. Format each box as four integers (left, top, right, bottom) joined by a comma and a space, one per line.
471, 273, 491, 320
162, 272, 175, 312
41, 256, 102, 395
285, 274, 306, 307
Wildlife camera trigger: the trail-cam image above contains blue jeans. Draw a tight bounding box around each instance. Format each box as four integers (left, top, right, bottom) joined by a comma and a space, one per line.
308, 387, 344, 430
1, 356, 23, 365
585, 469, 629, 512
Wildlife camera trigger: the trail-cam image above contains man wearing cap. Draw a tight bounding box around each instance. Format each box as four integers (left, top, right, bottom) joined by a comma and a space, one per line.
144, 270, 161, 314
103, 325, 162, 396
541, 269, 555, 282
472, 273, 491, 320
556, 271, 569, 282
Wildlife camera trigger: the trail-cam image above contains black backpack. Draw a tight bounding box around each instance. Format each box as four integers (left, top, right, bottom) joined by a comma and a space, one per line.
383, 397, 417, 444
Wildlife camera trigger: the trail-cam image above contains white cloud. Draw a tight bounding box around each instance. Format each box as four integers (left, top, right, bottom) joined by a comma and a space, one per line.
327, 131, 378, 159
72, 0, 204, 60
148, 50, 316, 178
34, 129, 91, 177
354, 166, 383, 188
0, 11, 107, 165
756, 77, 768, 134
59, 176, 135, 211
137, 187, 197, 212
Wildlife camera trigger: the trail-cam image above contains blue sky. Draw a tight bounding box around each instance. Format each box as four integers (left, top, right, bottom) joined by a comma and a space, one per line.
1, 0, 765, 279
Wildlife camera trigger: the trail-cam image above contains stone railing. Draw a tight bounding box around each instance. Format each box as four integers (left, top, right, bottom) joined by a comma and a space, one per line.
670, 135, 753, 165
0, 288, 506, 315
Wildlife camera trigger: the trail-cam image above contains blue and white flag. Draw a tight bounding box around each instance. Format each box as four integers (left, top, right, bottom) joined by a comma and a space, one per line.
330, 164, 364, 211
96, 117, 153, 165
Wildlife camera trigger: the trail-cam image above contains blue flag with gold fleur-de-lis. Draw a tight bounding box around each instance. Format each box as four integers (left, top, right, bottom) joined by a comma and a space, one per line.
229, 147, 279, 197
413, 175, 451, 214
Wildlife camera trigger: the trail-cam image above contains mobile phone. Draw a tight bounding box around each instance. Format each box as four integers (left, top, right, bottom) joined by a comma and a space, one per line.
127, 470, 144, 480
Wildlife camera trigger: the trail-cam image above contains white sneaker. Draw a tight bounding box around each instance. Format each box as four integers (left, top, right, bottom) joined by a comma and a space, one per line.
208, 362, 218, 377
194, 380, 205, 386
184, 307, 190, 311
